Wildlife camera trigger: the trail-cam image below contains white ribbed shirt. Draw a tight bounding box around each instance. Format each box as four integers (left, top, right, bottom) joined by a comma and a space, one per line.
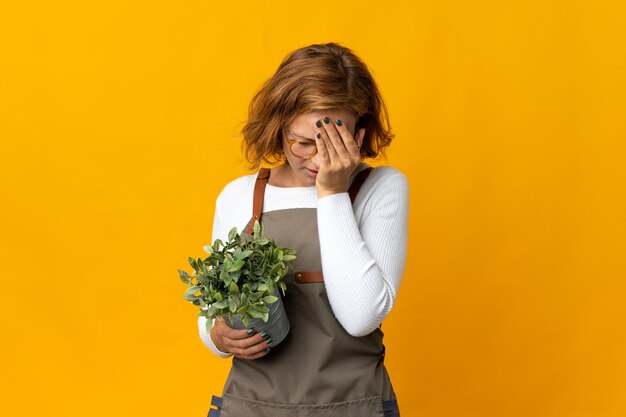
198, 163, 409, 358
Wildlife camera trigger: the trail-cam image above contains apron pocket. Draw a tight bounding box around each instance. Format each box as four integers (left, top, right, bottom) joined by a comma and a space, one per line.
298, 395, 384, 417
220, 393, 385, 417
220, 393, 297, 417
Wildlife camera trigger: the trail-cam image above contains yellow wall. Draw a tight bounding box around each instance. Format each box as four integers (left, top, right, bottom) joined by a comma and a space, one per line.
1, 1, 625, 416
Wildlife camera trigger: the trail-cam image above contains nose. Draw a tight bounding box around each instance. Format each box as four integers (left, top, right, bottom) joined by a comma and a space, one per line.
310, 152, 321, 168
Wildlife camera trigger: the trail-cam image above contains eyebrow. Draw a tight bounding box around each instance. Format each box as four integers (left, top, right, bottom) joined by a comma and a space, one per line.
287, 131, 315, 141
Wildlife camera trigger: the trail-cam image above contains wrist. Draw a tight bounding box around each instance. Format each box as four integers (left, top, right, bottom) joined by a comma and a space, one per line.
210, 322, 230, 354
317, 188, 347, 198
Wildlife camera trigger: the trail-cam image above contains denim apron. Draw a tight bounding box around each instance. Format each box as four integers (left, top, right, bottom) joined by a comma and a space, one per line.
208, 165, 400, 417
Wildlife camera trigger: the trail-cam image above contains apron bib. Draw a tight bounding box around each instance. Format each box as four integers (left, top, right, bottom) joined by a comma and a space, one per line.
213, 166, 400, 417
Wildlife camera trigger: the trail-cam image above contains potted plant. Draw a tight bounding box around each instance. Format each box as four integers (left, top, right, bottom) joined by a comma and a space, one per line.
179, 220, 296, 348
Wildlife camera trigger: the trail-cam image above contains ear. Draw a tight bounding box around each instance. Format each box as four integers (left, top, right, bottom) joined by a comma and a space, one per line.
356, 128, 366, 148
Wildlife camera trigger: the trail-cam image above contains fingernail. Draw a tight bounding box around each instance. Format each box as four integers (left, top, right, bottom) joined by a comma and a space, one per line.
323, 116, 330, 124
261, 332, 269, 339
247, 329, 256, 336
315, 120, 322, 128
316, 133, 321, 139
264, 347, 270, 353
336, 119, 343, 126
265, 337, 273, 345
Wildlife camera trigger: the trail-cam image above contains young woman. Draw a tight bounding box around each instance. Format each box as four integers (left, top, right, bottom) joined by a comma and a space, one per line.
198, 42, 409, 417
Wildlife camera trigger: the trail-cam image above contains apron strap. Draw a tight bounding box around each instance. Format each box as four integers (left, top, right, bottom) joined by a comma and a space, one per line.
382, 398, 400, 416
246, 167, 271, 235
207, 395, 222, 417
348, 166, 374, 204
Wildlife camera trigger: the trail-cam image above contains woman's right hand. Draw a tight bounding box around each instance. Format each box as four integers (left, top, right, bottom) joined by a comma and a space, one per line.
210, 317, 272, 360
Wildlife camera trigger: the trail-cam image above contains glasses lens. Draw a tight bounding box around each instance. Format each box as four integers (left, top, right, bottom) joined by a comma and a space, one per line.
291, 140, 316, 157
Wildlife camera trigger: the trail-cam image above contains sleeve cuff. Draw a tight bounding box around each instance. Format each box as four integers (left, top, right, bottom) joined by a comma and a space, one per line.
198, 316, 233, 358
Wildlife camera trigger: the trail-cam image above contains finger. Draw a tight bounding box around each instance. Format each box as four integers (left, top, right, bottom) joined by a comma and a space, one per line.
232, 338, 273, 359
215, 317, 259, 340
314, 125, 331, 167
321, 116, 350, 159
226, 330, 272, 350
315, 129, 338, 165
235, 346, 270, 360
315, 119, 339, 159
334, 118, 360, 156
223, 332, 267, 349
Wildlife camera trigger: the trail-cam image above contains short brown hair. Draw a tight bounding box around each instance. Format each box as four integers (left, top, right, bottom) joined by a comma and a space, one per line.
239, 42, 395, 170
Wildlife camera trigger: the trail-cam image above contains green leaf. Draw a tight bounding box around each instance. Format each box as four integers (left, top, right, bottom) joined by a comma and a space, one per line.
230, 259, 245, 272
178, 270, 191, 284
229, 281, 240, 295
254, 304, 270, 313
206, 305, 217, 317
249, 292, 263, 302
228, 227, 238, 242
224, 257, 232, 270
282, 254, 296, 261
248, 308, 265, 319
183, 293, 197, 301
262, 295, 278, 304
212, 300, 228, 309
229, 297, 238, 313
184, 285, 202, 296
220, 270, 231, 286
269, 263, 281, 277
253, 220, 260, 236
188, 257, 197, 270
183, 285, 202, 305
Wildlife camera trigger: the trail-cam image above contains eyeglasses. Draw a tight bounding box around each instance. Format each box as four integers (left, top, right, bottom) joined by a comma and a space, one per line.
284, 126, 359, 159
286, 136, 318, 159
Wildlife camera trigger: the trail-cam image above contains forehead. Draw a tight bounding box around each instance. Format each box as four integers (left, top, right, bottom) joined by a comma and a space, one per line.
289, 109, 357, 131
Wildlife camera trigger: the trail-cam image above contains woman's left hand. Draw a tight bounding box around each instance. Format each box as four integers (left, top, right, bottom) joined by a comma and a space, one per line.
313, 116, 364, 198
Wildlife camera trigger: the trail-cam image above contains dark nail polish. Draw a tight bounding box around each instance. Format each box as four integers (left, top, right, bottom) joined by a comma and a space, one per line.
265, 337, 273, 345
315, 120, 322, 128
261, 332, 269, 339
316, 133, 321, 139
323, 116, 330, 124
264, 347, 270, 353
336, 119, 343, 126
247, 329, 256, 336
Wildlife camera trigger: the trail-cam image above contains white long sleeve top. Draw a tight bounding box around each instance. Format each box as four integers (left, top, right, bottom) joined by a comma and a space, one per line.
198, 163, 409, 358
